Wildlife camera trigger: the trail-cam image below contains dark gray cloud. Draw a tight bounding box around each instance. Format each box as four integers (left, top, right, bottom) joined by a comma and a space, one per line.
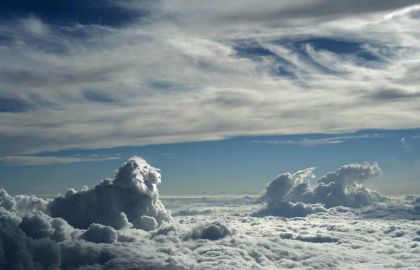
18, 212, 53, 239
0, 221, 60, 270
81, 223, 118, 244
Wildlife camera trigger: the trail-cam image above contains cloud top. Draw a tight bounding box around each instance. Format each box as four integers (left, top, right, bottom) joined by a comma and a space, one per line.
0, 157, 419, 269
48, 156, 171, 230
259, 162, 385, 216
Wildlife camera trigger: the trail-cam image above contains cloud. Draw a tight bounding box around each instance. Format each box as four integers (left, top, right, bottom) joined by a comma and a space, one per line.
256, 200, 326, 218
1, 2, 420, 156
173, 208, 213, 216
81, 223, 118, 244
409, 196, 420, 214
48, 156, 172, 229
0, 214, 61, 270
0, 157, 419, 269
0, 154, 121, 166
18, 212, 54, 239
317, 162, 381, 186
258, 162, 385, 217
186, 221, 233, 240
0, 188, 48, 216
249, 133, 375, 146
138, 215, 159, 231
294, 234, 340, 243
313, 163, 384, 208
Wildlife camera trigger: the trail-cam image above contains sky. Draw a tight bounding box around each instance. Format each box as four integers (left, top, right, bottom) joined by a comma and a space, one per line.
1, 0, 420, 196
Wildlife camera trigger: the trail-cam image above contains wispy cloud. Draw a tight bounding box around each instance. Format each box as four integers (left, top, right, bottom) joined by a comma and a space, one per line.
0, 1, 420, 156
0, 154, 121, 166
250, 134, 378, 146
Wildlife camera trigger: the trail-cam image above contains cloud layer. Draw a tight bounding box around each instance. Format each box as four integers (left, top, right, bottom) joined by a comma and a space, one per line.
0, 157, 419, 269
1, 1, 420, 158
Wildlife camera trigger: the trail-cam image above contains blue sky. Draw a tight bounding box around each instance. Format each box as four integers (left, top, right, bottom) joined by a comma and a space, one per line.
1, 129, 419, 196
0, 1, 420, 195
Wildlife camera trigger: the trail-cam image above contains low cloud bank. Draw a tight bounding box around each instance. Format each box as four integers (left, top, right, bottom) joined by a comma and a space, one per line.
0, 156, 177, 269
0, 158, 419, 269
258, 162, 386, 217
48, 156, 171, 230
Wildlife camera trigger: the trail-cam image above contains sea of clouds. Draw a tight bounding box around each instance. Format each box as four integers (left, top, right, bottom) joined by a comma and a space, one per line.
1, 156, 419, 269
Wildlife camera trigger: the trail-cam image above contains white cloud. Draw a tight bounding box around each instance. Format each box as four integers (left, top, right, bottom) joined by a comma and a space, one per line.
249, 133, 378, 146
48, 156, 171, 230
0, 154, 121, 166
0, 2, 420, 156
258, 162, 385, 217
0, 157, 419, 269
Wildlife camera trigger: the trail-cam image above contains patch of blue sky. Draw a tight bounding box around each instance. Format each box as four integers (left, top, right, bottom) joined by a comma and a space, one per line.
0, 96, 30, 112
1, 128, 419, 196
148, 80, 193, 93
0, 0, 148, 27
83, 90, 115, 103
278, 36, 389, 70
233, 40, 297, 78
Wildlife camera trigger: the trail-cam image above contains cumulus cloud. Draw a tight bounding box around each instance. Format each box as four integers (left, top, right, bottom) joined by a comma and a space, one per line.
0, 156, 178, 268
313, 163, 384, 208
186, 221, 233, 240
18, 212, 54, 239
0, 207, 60, 269
409, 196, 420, 214
0, 156, 419, 269
258, 162, 385, 217
0, 188, 48, 216
81, 223, 118, 244
48, 156, 171, 229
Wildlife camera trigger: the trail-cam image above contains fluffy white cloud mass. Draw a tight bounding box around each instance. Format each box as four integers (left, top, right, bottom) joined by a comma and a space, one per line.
48, 156, 171, 230
1, 157, 419, 269
258, 162, 386, 217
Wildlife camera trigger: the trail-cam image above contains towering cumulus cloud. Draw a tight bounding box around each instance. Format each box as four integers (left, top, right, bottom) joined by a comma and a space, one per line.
258, 162, 385, 217
0, 156, 176, 269
48, 156, 171, 230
